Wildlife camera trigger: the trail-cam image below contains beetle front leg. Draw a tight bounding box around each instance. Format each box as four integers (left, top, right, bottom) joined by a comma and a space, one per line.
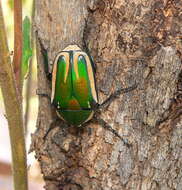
38, 36, 52, 80
98, 83, 137, 110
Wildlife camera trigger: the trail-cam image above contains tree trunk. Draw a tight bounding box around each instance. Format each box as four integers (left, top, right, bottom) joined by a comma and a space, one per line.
31, 0, 182, 190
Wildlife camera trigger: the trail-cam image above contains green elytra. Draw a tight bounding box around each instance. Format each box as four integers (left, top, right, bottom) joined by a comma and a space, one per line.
51, 45, 98, 126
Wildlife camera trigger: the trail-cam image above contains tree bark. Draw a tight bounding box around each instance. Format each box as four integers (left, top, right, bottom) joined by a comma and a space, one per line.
31, 0, 182, 190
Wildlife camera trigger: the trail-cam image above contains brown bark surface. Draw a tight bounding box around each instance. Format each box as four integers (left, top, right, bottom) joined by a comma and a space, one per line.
31, 1, 182, 190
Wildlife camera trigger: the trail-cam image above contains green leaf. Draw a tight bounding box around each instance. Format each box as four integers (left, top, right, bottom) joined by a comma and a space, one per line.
21, 16, 32, 79
8, 0, 13, 10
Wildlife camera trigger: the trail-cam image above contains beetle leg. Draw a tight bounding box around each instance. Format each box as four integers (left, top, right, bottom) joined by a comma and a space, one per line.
43, 119, 62, 140
94, 116, 131, 147
83, 42, 97, 72
83, 33, 97, 73
38, 36, 52, 80
98, 83, 137, 110
36, 89, 51, 100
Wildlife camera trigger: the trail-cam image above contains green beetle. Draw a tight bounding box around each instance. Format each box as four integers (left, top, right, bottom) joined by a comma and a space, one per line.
39, 43, 136, 143
51, 45, 98, 126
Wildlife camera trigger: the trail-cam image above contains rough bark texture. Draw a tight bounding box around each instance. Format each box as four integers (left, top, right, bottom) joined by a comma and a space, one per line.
31, 0, 182, 190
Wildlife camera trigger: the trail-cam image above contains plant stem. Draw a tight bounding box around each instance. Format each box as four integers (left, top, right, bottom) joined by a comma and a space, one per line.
13, 0, 22, 90
0, 2, 28, 190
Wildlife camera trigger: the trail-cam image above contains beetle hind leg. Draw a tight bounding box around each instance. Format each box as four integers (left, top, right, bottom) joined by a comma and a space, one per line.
43, 119, 65, 140
94, 116, 131, 147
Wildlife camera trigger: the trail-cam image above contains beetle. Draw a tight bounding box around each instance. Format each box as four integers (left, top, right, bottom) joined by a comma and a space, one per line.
51, 45, 98, 126
39, 43, 137, 144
